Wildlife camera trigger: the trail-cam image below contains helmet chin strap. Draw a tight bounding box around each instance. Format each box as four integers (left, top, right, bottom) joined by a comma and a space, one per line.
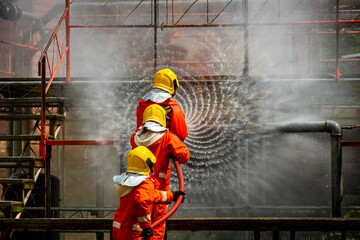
146, 157, 155, 173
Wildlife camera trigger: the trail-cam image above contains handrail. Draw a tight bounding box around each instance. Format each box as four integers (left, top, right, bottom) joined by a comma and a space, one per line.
37, 7, 70, 218
38, 8, 68, 63
2, 217, 360, 239
38, 8, 69, 159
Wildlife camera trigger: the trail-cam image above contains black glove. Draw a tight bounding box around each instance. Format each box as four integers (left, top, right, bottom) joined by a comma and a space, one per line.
142, 227, 153, 239
172, 191, 185, 202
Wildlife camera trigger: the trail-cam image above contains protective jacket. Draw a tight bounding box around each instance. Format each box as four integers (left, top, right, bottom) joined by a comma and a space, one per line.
136, 98, 188, 141
131, 129, 190, 191
131, 127, 189, 239
112, 174, 173, 240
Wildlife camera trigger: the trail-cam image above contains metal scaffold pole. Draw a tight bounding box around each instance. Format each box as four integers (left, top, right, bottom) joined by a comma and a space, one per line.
66, 0, 71, 83
243, 0, 249, 77
336, 0, 340, 81
153, 0, 159, 73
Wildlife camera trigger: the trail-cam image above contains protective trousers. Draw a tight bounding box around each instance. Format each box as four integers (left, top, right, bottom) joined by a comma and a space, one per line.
150, 204, 168, 240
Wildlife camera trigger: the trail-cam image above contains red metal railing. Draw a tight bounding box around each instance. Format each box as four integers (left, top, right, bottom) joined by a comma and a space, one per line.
0, 38, 40, 77
38, 7, 69, 159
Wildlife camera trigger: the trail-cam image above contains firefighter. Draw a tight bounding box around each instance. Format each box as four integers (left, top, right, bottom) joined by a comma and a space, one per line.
131, 104, 190, 240
112, 146, 185, 240
136, 68, 188, 141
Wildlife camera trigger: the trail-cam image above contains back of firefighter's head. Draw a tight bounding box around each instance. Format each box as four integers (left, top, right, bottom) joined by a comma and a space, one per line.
126, 146, 156, 176
142, 104, 166, 128
153, 68, 179, 96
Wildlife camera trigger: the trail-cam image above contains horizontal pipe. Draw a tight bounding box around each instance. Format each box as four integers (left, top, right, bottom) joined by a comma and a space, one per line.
342, 141, 360, 147
46, 140, 120, 146
270, 120, 342, 136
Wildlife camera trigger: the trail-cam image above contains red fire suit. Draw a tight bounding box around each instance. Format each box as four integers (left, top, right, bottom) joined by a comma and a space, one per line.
136, 98, 188, 141
131, 129, 190, 239
112, 177, 173, 240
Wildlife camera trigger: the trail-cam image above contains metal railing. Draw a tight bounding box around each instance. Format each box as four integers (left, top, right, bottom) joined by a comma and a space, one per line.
1, 217, 360, 240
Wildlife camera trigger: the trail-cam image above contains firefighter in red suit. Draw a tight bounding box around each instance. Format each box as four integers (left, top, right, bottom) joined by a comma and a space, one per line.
136, 68, 188, 141
131, 104, 190, 240
112, 146, 185, 240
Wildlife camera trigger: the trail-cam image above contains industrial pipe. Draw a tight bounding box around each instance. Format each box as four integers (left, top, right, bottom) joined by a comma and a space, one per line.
0, 0, 22, 21
269, 120, 343, 217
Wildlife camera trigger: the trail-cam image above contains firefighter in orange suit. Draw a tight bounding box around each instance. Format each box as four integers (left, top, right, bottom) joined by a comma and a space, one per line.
131, 104, 190, 240
112, 146, 185, 240
136, 68, 188, 141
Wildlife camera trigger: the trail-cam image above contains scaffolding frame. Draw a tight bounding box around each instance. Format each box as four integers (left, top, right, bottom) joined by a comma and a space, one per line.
33, 0, 360, 219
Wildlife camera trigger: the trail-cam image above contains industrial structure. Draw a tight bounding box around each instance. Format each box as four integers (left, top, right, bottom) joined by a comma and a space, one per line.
0, 0, 360, 239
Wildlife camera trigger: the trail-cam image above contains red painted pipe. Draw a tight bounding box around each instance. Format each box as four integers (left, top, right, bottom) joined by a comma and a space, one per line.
136, 160, 184, 240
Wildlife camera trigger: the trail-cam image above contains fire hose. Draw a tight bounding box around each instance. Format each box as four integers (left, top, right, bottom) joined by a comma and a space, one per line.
136, 160, 184, 240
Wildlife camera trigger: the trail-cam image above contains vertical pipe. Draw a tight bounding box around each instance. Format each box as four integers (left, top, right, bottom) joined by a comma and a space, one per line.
273, 231, 280, 240
309, 31, 313, 74
254, 231, 260, 240
49, 120, 56, 140
244, 139, 249, 213
6, 120, 13, 177
154, 0, 158, 73
24, 108, 31, 157
290, 231, 295, 240
335, 0, 340, 81
66, 0, 71, 83
331, 134, 343, 217
96, 147, 104, 240
271, 121, 342, 217
45, 145, 52, 218
341, 231, 346, 240
61, 121, 65, 207
243, 0, 249, 77
244, 138, 249, 240
13, 112, 22, 159
261, 137, 267, 204
40, 57, 46, 158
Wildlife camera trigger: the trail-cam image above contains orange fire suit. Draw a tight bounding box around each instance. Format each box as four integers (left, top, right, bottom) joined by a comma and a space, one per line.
136, 98, 188, 141
131, 129, 190, 239
112, 177, 173, 240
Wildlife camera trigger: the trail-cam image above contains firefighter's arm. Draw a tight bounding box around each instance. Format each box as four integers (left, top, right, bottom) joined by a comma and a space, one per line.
134, 183, 153, 229
153, 190, 173, 204
168, 103, 188, 141
169, 134, 190, 164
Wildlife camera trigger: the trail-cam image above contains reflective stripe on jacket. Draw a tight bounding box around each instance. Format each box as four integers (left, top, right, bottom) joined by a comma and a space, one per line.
112, 177, 173, 240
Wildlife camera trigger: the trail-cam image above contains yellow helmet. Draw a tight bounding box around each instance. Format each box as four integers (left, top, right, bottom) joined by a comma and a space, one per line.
142, 104, 166, 127
126, 146, 156, 176
153, 68, 179, 95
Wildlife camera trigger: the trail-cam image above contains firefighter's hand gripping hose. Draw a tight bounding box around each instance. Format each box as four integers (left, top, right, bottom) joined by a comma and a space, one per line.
138, 160, 184, 240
